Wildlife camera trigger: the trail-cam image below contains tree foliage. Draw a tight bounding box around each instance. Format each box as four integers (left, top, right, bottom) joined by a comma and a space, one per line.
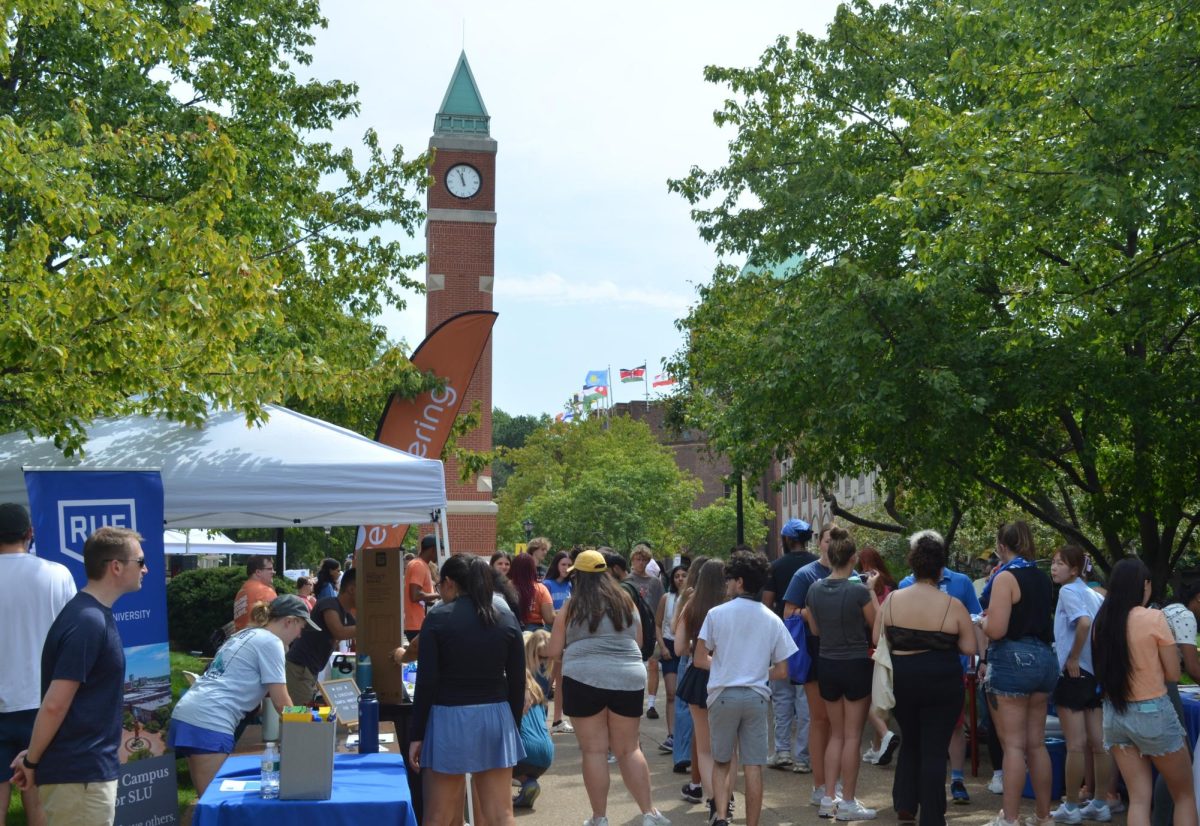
669, 0, 1200, 587
496, 416, 702, 552
1, 0, 432, 453
491, 408, 551, 492
670, 494, 772, 560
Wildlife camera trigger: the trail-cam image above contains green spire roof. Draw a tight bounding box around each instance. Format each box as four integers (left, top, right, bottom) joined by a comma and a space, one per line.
434, 52, 490, 136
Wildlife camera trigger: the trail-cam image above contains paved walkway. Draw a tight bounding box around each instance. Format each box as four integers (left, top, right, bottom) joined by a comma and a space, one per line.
512, 692, 1112, 826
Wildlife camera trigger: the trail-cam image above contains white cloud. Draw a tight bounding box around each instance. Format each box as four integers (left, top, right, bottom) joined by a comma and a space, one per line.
498, 272, 691, 314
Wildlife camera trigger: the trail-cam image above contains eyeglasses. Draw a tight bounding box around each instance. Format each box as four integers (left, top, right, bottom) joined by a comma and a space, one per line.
109, 557, 147, 568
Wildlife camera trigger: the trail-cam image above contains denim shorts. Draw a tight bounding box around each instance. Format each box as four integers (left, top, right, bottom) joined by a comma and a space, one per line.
984, 637, 1058, 697
1102, 695, 1186, 757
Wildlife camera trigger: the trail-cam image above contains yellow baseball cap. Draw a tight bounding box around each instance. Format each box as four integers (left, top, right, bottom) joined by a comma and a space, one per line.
568, 549, 607, 573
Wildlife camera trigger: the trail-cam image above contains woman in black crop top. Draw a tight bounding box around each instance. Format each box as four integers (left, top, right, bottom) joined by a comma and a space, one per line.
979, 521, 1058, 826
409, 554, 526, 826
873, 530, 975, 826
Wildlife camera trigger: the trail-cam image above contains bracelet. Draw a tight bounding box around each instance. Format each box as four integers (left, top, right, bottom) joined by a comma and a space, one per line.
22, 755, 39, 770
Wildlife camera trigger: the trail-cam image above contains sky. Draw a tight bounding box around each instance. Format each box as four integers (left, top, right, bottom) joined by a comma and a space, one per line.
310, 2, 843, 418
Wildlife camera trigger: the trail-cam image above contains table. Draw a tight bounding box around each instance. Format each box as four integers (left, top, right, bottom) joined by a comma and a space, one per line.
193, 753, 417, 826
233, 722, 398, 755
1180, 686, 1199, 747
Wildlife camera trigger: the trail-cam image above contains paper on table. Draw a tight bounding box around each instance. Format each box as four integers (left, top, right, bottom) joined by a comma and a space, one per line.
218, 779, 261, 792
345, 732, 396, 745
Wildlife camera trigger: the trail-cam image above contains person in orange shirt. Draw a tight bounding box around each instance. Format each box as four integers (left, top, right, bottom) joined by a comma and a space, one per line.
232, 556, 277, 631
405, 536, 439, 640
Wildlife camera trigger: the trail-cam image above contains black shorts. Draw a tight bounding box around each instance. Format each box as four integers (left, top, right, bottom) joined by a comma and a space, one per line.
817, 657, 873, 702
562, 675, 643, 718
1053, 669, 1102, 711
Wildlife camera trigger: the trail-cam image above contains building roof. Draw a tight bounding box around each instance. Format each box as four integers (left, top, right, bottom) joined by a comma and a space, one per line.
434, 51, 490, 136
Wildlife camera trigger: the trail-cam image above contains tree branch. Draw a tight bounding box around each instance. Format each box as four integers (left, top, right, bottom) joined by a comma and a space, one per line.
822, 491, 906, 534
944, 503, 964, 550
968, 469, 1100, 558
1169, 512, 1200, 570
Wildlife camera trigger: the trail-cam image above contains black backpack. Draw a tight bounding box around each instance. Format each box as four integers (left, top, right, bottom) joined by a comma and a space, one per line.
620, 580, 658, 661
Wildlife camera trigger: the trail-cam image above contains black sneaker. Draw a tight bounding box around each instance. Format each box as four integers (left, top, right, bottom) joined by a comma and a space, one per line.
646, 706, 659, 719
673, 760, 692, 774
681, 782, 703, 804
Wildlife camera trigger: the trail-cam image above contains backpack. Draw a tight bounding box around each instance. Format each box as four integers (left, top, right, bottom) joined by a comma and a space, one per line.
620, 580, 658, 661
784, 613, 812, 684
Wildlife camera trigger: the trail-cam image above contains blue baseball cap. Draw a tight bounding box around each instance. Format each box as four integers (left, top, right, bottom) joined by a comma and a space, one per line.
781, 519, 812, 539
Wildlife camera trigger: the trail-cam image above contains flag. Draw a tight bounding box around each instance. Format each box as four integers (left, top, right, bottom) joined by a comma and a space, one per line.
583, 384, 608, 400
619, 365, 646, 383
584, 369, 607, 387
652, 372, 676, 388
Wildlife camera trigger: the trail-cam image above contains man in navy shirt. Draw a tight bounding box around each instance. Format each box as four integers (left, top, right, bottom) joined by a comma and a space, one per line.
9, 526, 145, 826
896, 546, 982, 806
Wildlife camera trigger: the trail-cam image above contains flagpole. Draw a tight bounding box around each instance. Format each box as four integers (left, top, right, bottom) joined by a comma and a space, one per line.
607, 366, 613, 420
643, 357, 649, 407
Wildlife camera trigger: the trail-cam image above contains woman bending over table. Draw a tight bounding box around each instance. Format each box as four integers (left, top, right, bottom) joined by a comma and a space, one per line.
168, 595, 313, 795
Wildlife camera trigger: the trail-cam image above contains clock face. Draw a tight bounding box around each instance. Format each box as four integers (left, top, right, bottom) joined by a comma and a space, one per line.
445, 164, 482, 199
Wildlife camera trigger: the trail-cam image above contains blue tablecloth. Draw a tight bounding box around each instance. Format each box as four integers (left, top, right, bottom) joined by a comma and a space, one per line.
1181, 689, 1200, 747
193, 753, 417, 826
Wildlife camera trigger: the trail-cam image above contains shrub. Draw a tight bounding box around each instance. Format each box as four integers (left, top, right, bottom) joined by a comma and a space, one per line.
166, 566, 294, 653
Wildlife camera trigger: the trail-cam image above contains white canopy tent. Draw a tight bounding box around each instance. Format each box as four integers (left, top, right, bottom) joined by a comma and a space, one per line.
0, 404, 448, 528
162, 529, 276, 556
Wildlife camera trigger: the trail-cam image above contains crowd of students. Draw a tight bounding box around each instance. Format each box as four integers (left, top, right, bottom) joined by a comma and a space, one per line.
171, 522, 1200, 826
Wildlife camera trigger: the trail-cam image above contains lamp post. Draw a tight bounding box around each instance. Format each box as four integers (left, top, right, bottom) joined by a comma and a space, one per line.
522, 519, 534, 542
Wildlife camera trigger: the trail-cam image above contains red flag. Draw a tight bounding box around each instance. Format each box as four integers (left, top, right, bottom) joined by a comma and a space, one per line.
356, 311, 498, 550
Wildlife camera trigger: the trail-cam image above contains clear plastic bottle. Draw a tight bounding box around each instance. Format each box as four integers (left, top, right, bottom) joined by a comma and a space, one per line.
260, 741, 280, 799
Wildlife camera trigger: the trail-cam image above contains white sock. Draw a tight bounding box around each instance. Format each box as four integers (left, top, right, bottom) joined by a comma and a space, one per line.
646, 696, 656, 708
992, 770, 1003, 779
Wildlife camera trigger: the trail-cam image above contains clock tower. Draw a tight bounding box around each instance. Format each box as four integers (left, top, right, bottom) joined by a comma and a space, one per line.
426, 52, 498, 554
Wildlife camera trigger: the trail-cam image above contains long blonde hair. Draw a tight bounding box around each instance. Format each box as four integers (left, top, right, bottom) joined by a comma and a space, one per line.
523, 629, 551, 683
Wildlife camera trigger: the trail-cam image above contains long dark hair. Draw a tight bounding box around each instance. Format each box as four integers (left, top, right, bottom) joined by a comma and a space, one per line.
548, 551, 571, 584
510, 553, 539, 618
315, 558, 340, 593
666, 564, 688, 595
1092, 557, 1150, 712
566, 569, 634, 633
682, 559, 727, 643
440, 554, 498, 626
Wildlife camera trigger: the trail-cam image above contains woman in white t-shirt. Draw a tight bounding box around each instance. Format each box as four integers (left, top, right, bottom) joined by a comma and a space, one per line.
169, 595, 316, 795
1048, 546, 1107, 824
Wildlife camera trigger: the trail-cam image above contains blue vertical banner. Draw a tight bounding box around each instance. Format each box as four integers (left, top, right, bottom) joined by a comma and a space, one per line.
25, 469, 179, 826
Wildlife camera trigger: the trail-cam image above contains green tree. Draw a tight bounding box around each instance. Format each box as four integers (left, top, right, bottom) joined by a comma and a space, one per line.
491, 408, 550, 492
1, 0, 431, 453
669, 0, 1200, 588
670, 495, 773, 560
496, 416, 702, 552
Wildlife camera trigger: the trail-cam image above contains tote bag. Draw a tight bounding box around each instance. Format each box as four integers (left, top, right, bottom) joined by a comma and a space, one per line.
784, 613, 812, 684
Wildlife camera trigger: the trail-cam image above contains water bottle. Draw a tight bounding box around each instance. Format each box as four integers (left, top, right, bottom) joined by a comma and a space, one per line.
260, 741, 280, 799
358, 688, 379, 754
356, 654, 373, 692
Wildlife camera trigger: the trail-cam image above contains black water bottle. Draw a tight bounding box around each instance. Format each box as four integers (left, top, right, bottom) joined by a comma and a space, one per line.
358, 688, 379, 754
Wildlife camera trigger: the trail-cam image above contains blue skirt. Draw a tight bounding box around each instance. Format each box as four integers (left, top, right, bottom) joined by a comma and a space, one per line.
422, 701, 525, 774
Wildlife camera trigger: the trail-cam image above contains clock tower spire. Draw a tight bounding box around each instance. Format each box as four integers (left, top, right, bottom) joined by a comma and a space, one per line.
426, 52, 498, 554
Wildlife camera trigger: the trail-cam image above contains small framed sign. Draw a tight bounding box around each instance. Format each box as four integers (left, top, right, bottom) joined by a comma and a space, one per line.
317, 678, 360, 726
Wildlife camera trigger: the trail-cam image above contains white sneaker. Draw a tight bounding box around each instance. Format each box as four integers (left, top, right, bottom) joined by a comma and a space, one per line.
987, 773, 1004, 794
792, 758, 813, 773
584, 818, 609, 826
1079, 801, 1112, 823
819, 795, 842, 818
811, 786, 828, 806
985, 812, 1018, 826
1052, 802, 1081, 824
769, 750, 794, 768
552, 719, 574, 734
641, 811, 671, 826
836, 799, 878, 821
1023, 815, 1054, 826
861, 746, 881, 763
1103, 799, 1125, 815
876, 730, 900, 766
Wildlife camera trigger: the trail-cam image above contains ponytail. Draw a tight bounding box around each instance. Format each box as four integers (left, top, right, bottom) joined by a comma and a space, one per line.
249, 601, 271, 628
440, 554, 498, 626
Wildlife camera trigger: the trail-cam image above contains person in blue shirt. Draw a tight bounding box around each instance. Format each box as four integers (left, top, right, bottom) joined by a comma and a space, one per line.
896, 538, 982, 806
783, 523, 838, 808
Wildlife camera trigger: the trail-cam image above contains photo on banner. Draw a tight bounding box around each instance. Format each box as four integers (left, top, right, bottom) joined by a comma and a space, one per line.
25, 469, 179, 826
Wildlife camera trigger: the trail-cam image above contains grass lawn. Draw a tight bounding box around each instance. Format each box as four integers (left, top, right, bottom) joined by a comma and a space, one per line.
5, 650, 206, 826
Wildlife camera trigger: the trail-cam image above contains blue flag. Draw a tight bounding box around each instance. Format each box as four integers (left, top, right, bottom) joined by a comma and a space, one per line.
584, 369, 607, 387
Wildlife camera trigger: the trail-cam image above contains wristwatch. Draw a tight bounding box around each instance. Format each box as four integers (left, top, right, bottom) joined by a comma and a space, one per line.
22, 755, 38, 770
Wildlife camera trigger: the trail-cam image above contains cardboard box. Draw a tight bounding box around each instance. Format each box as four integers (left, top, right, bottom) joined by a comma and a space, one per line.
355, 548, 409, 705
280, 719, 335, 800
